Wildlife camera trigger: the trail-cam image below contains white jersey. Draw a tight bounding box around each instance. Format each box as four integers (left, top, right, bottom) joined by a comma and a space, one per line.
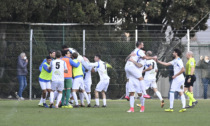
89, 60, 110, 80
125, 48, 145, 67
169, 58, 185, 80
84, 66, 92, 84
50, 59, 67, 82
138, 58, 146, 72
144, 59, 158, 80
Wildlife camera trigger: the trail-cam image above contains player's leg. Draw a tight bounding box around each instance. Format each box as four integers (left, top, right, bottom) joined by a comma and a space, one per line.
152, 80, 164, 108
94, 81, 104, 107
138, 94, 145, 112
49, 81, 56, 108
178, 80, 186, 112
127, 78, 136, 112
139, 79, 150, 99
55, 81, 64, 108
79, 90, 85, 106
165, 80, 176, 112
72, 78, 80, 107
85, 82, 92, 105
101, 80, 109, 107
94, 90, 100, 107
80, 79, 90, 106
125, 81, 130, 101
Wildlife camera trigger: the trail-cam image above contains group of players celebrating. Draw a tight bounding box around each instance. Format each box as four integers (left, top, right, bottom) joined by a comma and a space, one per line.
37, 41, 198, 112
38, 45, 110, 108
125, 41, 198, 113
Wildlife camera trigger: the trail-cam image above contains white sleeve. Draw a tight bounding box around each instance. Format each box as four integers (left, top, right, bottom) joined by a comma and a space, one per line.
178, 60, 184, 68
94, 68, 98, 72
89, 62, 99, 67
64, 62, 67, 70
137, 50, 146, 58
169, 60, 174, 65
154, 61, 158, 70
50, 61, 53, 68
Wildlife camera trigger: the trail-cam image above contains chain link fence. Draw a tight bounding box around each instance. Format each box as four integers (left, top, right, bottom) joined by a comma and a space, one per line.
0, 23, 210, 100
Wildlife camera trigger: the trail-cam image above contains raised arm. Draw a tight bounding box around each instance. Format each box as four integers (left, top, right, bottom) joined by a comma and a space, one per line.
157, 60, 172, 66
128, 58, 143, 68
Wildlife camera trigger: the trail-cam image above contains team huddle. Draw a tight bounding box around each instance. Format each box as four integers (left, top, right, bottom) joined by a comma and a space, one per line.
37, 42, 198, 112
125, 41, 198, 112
38, 45, 111, 108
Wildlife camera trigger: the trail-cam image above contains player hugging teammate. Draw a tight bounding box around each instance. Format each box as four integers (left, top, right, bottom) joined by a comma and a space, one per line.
38, 45, 111, 109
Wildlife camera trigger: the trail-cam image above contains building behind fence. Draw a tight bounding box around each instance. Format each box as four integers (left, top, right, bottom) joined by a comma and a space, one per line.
0, 22, 210, 99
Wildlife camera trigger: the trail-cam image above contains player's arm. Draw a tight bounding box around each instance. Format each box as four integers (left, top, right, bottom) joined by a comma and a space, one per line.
173, 67, 185, 79
88, 62, 99, 67
64, 62, 68, 73
69, 59, 80, 68
157, 60, 172, 66
125, 52, 136, 62
43, 64, 51, 73
39, 59, 46, 72
48, 62, 52, 70
143, 65, 152, 73
128, 58, 143, 68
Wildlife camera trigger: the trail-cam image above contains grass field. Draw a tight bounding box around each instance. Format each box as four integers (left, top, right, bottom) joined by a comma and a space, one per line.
0, 99, 210, 126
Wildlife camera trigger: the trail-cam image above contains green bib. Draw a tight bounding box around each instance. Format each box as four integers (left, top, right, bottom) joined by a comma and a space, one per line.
39, 62, 52, 80
72, 59, 83, 77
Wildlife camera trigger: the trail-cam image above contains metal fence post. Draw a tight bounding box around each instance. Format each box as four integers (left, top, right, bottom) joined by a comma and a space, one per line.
135, 29, 138, 47
63, 25, 65, 45
187, 29, 190, 51
29, 29, 33, 100
83, 29, 86, 56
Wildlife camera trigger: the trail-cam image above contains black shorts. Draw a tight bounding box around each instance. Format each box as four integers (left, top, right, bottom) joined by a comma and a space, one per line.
184, 75, 196, 87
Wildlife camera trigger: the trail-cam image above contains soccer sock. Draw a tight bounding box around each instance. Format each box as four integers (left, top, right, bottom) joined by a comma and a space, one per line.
66, 89, 71, 105
156, 91, 163, 101
45, 92, 48, 99
72, 92, 79, 105
181, 94, 186, 108
56, 93, 62, 106
43, 98, 46, 103
130, 96, 134, 108
88, 94, 91, 102
95, 98, 99, 106
140, 96, 145, 106
140, 80, 147, 95
185, 91, 194, 106
103, 99, 106, 106
50, 92, 54, 104
70, 99, 74, 104
54, 91, 58, 101
79, 92, 84, 104
83, 92, 90, 104
61, 90, 66, 105
169, 92, 174, 109
39, 97, 43, 104
191, 92, 196, 102
126, 82, 129, 97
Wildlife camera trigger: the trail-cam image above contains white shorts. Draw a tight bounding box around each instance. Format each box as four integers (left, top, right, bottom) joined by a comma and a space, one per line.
125, 65, 142, 79
84, 82, 92, 93
145, 79, 157, 90
72, 77, 85, 90
51, 81, 64, 91
128, 77, 142, 94
170, 78, 185, 92
95, 79, 110, 92
39, 81, 51, 90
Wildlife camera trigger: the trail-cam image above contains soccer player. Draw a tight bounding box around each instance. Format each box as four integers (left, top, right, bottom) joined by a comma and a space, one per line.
71, 52, 91, 108
143, 51, 164, 108
61, 50, 80, 108
124, 41, 157, 102
39, 56, 52, 108
184, 51, 198, 108
38, 50, 55, 106
157, 49, 186, 112
49, 51, 68, 108
84, 54, 110, 107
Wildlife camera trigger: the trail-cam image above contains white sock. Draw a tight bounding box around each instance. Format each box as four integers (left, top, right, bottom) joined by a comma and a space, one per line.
140, 96, 145, 106
130, 96, 134, 108
43, 98, 46, 103
83, 92, 90, 104
169, 92, 174, 109
103, 99, 106, 106
95, 98, 99, 106
79, 92, 84, 104
156, 91, 163, 101
126, 82, 129, 96
56, 93, 62, 106
53, 91, 58, 101
140, 80, 147, 95
70, 99, 74, 104
39, 97, 43, 104
72, 92, 78, 105
50, 92, 54, 104
181, 94, 186, 108
45, 92, 48, 99
88, 94, 91, 102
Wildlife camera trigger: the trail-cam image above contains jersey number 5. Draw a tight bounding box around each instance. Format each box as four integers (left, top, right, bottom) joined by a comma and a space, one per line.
56, 62, 60, 69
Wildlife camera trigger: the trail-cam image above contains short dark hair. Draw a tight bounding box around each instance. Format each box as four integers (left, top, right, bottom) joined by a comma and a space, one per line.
72, 52, 78, 59
62, 50, 70, 56
46, 56, 51, 59
56, 51, 62, 58
136, 41, 143, 47
174, 48, 182, 57
49, 50, 55, 55
62, 45, 68, 49
95, 54, 101, 59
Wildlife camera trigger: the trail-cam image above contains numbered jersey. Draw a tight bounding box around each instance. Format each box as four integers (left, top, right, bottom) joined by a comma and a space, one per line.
89, 60, 110, 80
144, 59, 158, 80
50, 59, 67, 82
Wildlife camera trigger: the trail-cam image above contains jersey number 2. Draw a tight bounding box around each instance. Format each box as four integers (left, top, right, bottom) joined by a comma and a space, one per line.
56, 62, 60, 69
